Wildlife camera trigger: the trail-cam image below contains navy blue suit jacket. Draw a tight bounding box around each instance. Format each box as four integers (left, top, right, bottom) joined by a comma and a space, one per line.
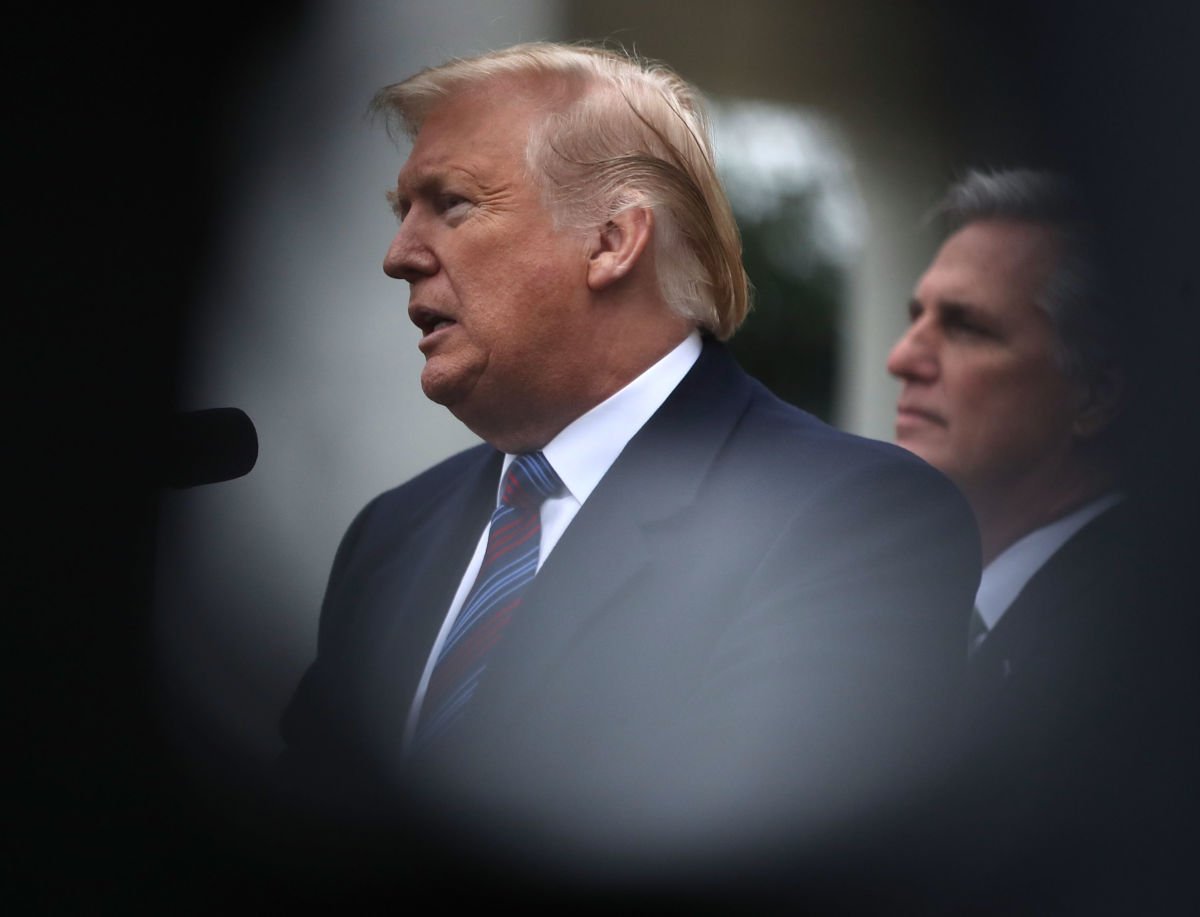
942, 501, 1181, 901
278, 340, 980, 887
883, 498, 1199, 912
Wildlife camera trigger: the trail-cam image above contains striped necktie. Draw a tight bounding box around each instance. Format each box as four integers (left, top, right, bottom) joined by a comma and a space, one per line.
412, 451, 564, 748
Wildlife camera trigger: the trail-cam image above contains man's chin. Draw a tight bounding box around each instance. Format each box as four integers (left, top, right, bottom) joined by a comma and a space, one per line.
420, 360, 478, 408
420, 379, 452, 407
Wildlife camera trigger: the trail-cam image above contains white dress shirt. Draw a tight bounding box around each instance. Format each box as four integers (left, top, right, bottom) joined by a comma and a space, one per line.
973, 491, 1125, 644
403, 331, 703, 745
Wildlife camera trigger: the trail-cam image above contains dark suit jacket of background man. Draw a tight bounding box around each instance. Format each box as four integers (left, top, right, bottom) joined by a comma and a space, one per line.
968, 499, 1148, 739
940, 498, 1192, 907
277, 339, 981, 891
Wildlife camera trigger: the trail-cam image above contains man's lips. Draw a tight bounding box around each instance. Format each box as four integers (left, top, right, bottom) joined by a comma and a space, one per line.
409, 304, 457, 348
895, 404, 947, 427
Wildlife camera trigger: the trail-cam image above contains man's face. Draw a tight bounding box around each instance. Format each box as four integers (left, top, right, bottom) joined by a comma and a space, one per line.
383, 82, 593, 445
886, 219, 1081, 503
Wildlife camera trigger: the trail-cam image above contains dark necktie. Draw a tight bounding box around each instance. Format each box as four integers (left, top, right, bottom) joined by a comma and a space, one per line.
412, 451, 564, 748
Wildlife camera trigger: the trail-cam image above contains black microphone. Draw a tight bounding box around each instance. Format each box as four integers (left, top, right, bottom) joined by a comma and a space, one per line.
161, 407, 259, 487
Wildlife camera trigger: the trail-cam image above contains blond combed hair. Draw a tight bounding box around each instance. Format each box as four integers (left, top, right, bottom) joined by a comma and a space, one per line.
371, 41, 751, 341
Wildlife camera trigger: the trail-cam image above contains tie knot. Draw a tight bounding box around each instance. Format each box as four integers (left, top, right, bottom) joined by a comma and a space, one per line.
500, 451, 564, 510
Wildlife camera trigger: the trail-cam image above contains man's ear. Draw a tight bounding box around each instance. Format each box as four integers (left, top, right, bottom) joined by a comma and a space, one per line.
1073, 365, 1126, 438
587, 206, 654, 292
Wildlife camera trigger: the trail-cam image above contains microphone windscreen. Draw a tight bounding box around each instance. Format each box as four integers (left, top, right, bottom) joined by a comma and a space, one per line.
162, 408, 258, 488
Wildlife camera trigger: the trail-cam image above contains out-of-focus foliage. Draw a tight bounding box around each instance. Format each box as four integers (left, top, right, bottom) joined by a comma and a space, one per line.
728, 189, 842, 422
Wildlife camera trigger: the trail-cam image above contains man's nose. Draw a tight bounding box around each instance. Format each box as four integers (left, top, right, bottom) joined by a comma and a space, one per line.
886, 323, 938, 382
383, 221, 437, 282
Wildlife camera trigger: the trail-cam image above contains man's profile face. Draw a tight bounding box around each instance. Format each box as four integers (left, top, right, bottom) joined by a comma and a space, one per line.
383, 81, 593, 442
886, 219, 1081, 503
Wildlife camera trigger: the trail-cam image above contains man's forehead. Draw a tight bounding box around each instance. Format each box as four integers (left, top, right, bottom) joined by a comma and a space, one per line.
396, 150, 463, 187
395, 133, 496, 194
945, 220, 1061, 272
915, 220, 1061, 317
395, 87, 538, 185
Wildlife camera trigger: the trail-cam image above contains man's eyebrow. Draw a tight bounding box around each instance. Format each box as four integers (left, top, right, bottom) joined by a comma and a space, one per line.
908, 296, 994, 325
387, 170, 444, 212
939, 300, 984, 318
919, 296, 984, 316
937, 301, 1003, 333
386, 188, 405, 217
388, 165, 460, 208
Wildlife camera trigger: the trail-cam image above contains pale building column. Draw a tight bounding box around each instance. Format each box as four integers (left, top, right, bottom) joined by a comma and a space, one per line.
834, 140, 944, 439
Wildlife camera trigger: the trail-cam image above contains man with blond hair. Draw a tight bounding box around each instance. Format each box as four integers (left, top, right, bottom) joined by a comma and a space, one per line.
279, 42, 979, 895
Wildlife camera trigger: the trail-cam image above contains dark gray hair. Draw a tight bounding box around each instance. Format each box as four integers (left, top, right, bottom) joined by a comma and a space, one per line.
934, 168, 1117, 389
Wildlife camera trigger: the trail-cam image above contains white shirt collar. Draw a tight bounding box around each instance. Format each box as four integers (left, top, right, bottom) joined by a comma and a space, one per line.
975, 491, 1124, 631
499, 330, 702, 506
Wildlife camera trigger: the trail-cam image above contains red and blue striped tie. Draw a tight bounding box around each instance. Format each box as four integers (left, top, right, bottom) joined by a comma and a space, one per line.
413, 451, 564, 748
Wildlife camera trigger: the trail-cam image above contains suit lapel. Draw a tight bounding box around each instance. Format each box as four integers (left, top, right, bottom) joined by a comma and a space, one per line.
358, 447, 502, 717
970, 502, 1130, 688
473, 340, 755, 719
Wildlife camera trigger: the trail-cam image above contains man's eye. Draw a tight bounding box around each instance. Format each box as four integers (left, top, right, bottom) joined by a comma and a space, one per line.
439, 194, 470, 214
945, 317, 989, 338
